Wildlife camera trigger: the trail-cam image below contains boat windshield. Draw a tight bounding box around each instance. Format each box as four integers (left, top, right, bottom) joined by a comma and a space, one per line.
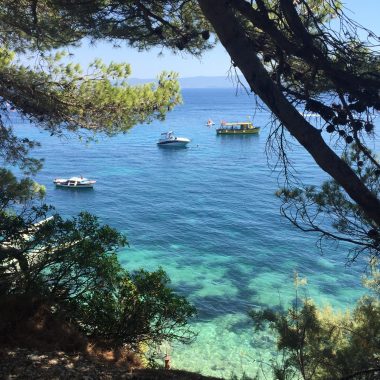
160, 131, 175, 139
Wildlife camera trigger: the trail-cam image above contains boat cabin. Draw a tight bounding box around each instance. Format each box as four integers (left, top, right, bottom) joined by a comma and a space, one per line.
216, 122, 260, 135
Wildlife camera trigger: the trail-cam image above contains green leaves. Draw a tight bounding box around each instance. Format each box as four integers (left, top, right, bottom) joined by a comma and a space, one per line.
0, 49, 182, 137
251, 292, 380, 379
1, 209, 196, 349
0, 169, 45, 210
77, 267, 197, 347
0, 46, 181, 175
0, 1, 213, 54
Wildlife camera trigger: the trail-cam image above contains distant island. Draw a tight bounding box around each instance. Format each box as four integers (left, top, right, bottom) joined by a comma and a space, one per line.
128, 75, 249, 89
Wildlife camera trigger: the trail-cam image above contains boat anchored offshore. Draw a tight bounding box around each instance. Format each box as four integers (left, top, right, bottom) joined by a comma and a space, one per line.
216, 121, 260, 135
206, 119, 215, 126
157, 131, 190, 147
53, 176, 96, 188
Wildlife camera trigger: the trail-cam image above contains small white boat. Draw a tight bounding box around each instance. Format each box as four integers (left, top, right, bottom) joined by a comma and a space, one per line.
206, 119, 215, 127
53, 176, 96, 188
157, 131, 190, 148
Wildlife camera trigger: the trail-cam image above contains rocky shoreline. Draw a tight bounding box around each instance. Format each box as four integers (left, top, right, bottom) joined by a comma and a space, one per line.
0, 348, 222, 380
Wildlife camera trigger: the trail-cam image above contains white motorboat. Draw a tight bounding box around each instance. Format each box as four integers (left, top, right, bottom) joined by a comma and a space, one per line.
157, 131, 190, 148
53, 176, 96, 188
206, 119, 215, 126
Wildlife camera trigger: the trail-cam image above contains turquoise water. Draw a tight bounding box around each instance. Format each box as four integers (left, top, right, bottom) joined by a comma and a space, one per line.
13, 89, 368, 378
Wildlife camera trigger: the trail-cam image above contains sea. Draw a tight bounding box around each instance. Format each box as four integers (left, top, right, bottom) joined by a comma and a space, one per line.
11, 88, 372, 378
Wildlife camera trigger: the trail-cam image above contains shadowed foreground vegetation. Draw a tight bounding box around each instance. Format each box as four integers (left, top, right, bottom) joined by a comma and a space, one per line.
0, 295, 220, 380
250, 273, 380, 380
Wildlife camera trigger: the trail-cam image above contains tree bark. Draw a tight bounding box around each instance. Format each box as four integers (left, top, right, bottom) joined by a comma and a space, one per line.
197, 0, 380, 226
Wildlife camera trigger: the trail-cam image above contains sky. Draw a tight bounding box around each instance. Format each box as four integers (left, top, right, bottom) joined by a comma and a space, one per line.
67, 0, 380, 79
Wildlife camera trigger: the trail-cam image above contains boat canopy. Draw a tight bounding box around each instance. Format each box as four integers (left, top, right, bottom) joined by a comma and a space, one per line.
222, 122, 253, 126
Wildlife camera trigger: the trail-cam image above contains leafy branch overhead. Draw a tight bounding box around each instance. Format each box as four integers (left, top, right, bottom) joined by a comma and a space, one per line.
0, 46, 181, 172
0, 48, 181, 135
0, 1, 213, 54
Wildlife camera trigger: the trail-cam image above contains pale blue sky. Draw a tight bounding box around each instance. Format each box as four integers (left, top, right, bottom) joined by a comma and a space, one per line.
68, 0, 380, 78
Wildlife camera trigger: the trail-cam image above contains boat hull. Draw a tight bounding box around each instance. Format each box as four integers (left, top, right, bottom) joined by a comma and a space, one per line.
55, 183, 94, 188
216, 127, 260, 135
157, 140, 189, 147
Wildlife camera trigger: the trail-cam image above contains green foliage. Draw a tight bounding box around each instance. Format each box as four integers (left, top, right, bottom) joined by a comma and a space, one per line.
0, 1, 212, 54
0, 6, 183, 172
0, 124, 43, 175
0, 168, 45, 208
74, 268, 196, 348
0, 47, 181, 137
363, 259, 380, 297
250, 290, 380, 379
0, 197, 196, 348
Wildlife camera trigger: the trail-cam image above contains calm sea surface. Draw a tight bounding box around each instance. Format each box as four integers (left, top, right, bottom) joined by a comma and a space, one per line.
13, 88, 371, 378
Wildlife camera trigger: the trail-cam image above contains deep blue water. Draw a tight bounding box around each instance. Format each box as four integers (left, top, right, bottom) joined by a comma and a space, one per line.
10, 89, 370, 377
